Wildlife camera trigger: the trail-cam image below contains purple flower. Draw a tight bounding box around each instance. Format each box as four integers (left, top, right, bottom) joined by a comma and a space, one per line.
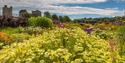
84, 28, 93, 34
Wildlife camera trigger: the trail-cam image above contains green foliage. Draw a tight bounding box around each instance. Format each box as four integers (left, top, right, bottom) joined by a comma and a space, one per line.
21, 12, 32, 18
0, 27, 24, 34
64, 23, 82, 29
52, 14, 59, 20
63, 16, 71, 22
22, 27, 47, 36
73, 16, 125, 23
116, 26, 125, 56
28, 17, 53, 28
59, 16, 64, 22
19, 10, 28, 17
94, 29, 114, 40
44, 12, 52, 19
59, 16, 71, 23
0, 28, 114, 63
11, 33, 33, 42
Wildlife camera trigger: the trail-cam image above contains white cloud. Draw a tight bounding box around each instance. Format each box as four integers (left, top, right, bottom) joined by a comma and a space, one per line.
46, 0, 107, 4
0, 0, 107, 6
0, 0, 124, 17
38, 6, 123, 16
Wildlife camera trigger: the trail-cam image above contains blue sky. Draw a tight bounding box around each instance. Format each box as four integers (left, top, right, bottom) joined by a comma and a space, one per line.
0, 0, 125, 19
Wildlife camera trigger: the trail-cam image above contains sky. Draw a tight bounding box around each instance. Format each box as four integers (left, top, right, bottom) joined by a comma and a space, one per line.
0, 0, 125, 19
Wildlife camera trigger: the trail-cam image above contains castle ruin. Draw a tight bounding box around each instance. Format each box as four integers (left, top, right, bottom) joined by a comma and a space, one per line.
2, 5, 12, 17
32, 10, 41, 17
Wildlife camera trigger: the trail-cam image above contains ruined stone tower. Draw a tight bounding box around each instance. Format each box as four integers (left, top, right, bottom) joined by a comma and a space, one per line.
32, 10, 41, 17
2, 5, 12, 17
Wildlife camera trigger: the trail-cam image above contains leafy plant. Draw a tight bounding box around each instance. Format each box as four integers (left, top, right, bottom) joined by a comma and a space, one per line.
11, 33, 32, 42
116, 26, 125, 56
28, 17, 53, 28
0, 27, 24, 34
22, 27, 44, 35
0, 28, 115, 63
0, 32, 12, 45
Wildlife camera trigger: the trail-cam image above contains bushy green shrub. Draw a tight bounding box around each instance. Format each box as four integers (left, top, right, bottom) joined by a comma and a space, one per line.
0, 27, 24, 34
94, 29, 114, 40
11, 33, 33, 42
116, 26, 125, 56
0, 28, 118, 63
64, 23, 82, 29
28, 17, 53, 28
22, 27, 44, 35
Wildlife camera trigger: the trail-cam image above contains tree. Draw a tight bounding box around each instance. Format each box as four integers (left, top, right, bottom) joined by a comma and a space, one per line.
59, 16, 71, 23
63, 16, 71, 22
59, 16, 64, 23
44, 11, 52, 19
52, 14, 59, 21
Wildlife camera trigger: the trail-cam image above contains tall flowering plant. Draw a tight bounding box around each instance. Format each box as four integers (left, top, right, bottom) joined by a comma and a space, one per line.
0, 32, 12, 44
84, 27, 93, 34
58, 23, 65, 28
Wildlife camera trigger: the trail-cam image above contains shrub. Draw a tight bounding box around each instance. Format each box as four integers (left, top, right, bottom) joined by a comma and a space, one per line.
0, 27, 24, 34
28, 17, 53, 28
11, 33, 32, 42
0, 32, 12, 45
64, 23, 82, 29
0, 28, 116, 63
23, 27, 44, 35
94, 29, 114, 40
116, 26, 125, 56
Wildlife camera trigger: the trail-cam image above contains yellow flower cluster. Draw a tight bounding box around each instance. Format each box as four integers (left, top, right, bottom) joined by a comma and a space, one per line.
0, 27, 120, 63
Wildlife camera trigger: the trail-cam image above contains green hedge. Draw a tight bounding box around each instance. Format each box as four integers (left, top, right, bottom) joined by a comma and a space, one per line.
28, 17, 53, 28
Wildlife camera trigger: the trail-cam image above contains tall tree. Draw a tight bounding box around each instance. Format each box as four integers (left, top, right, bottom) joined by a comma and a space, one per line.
44, 11, 52, 19
52, 14, 59, 21
63, 16, 71, 22
59, 16, 64, 22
